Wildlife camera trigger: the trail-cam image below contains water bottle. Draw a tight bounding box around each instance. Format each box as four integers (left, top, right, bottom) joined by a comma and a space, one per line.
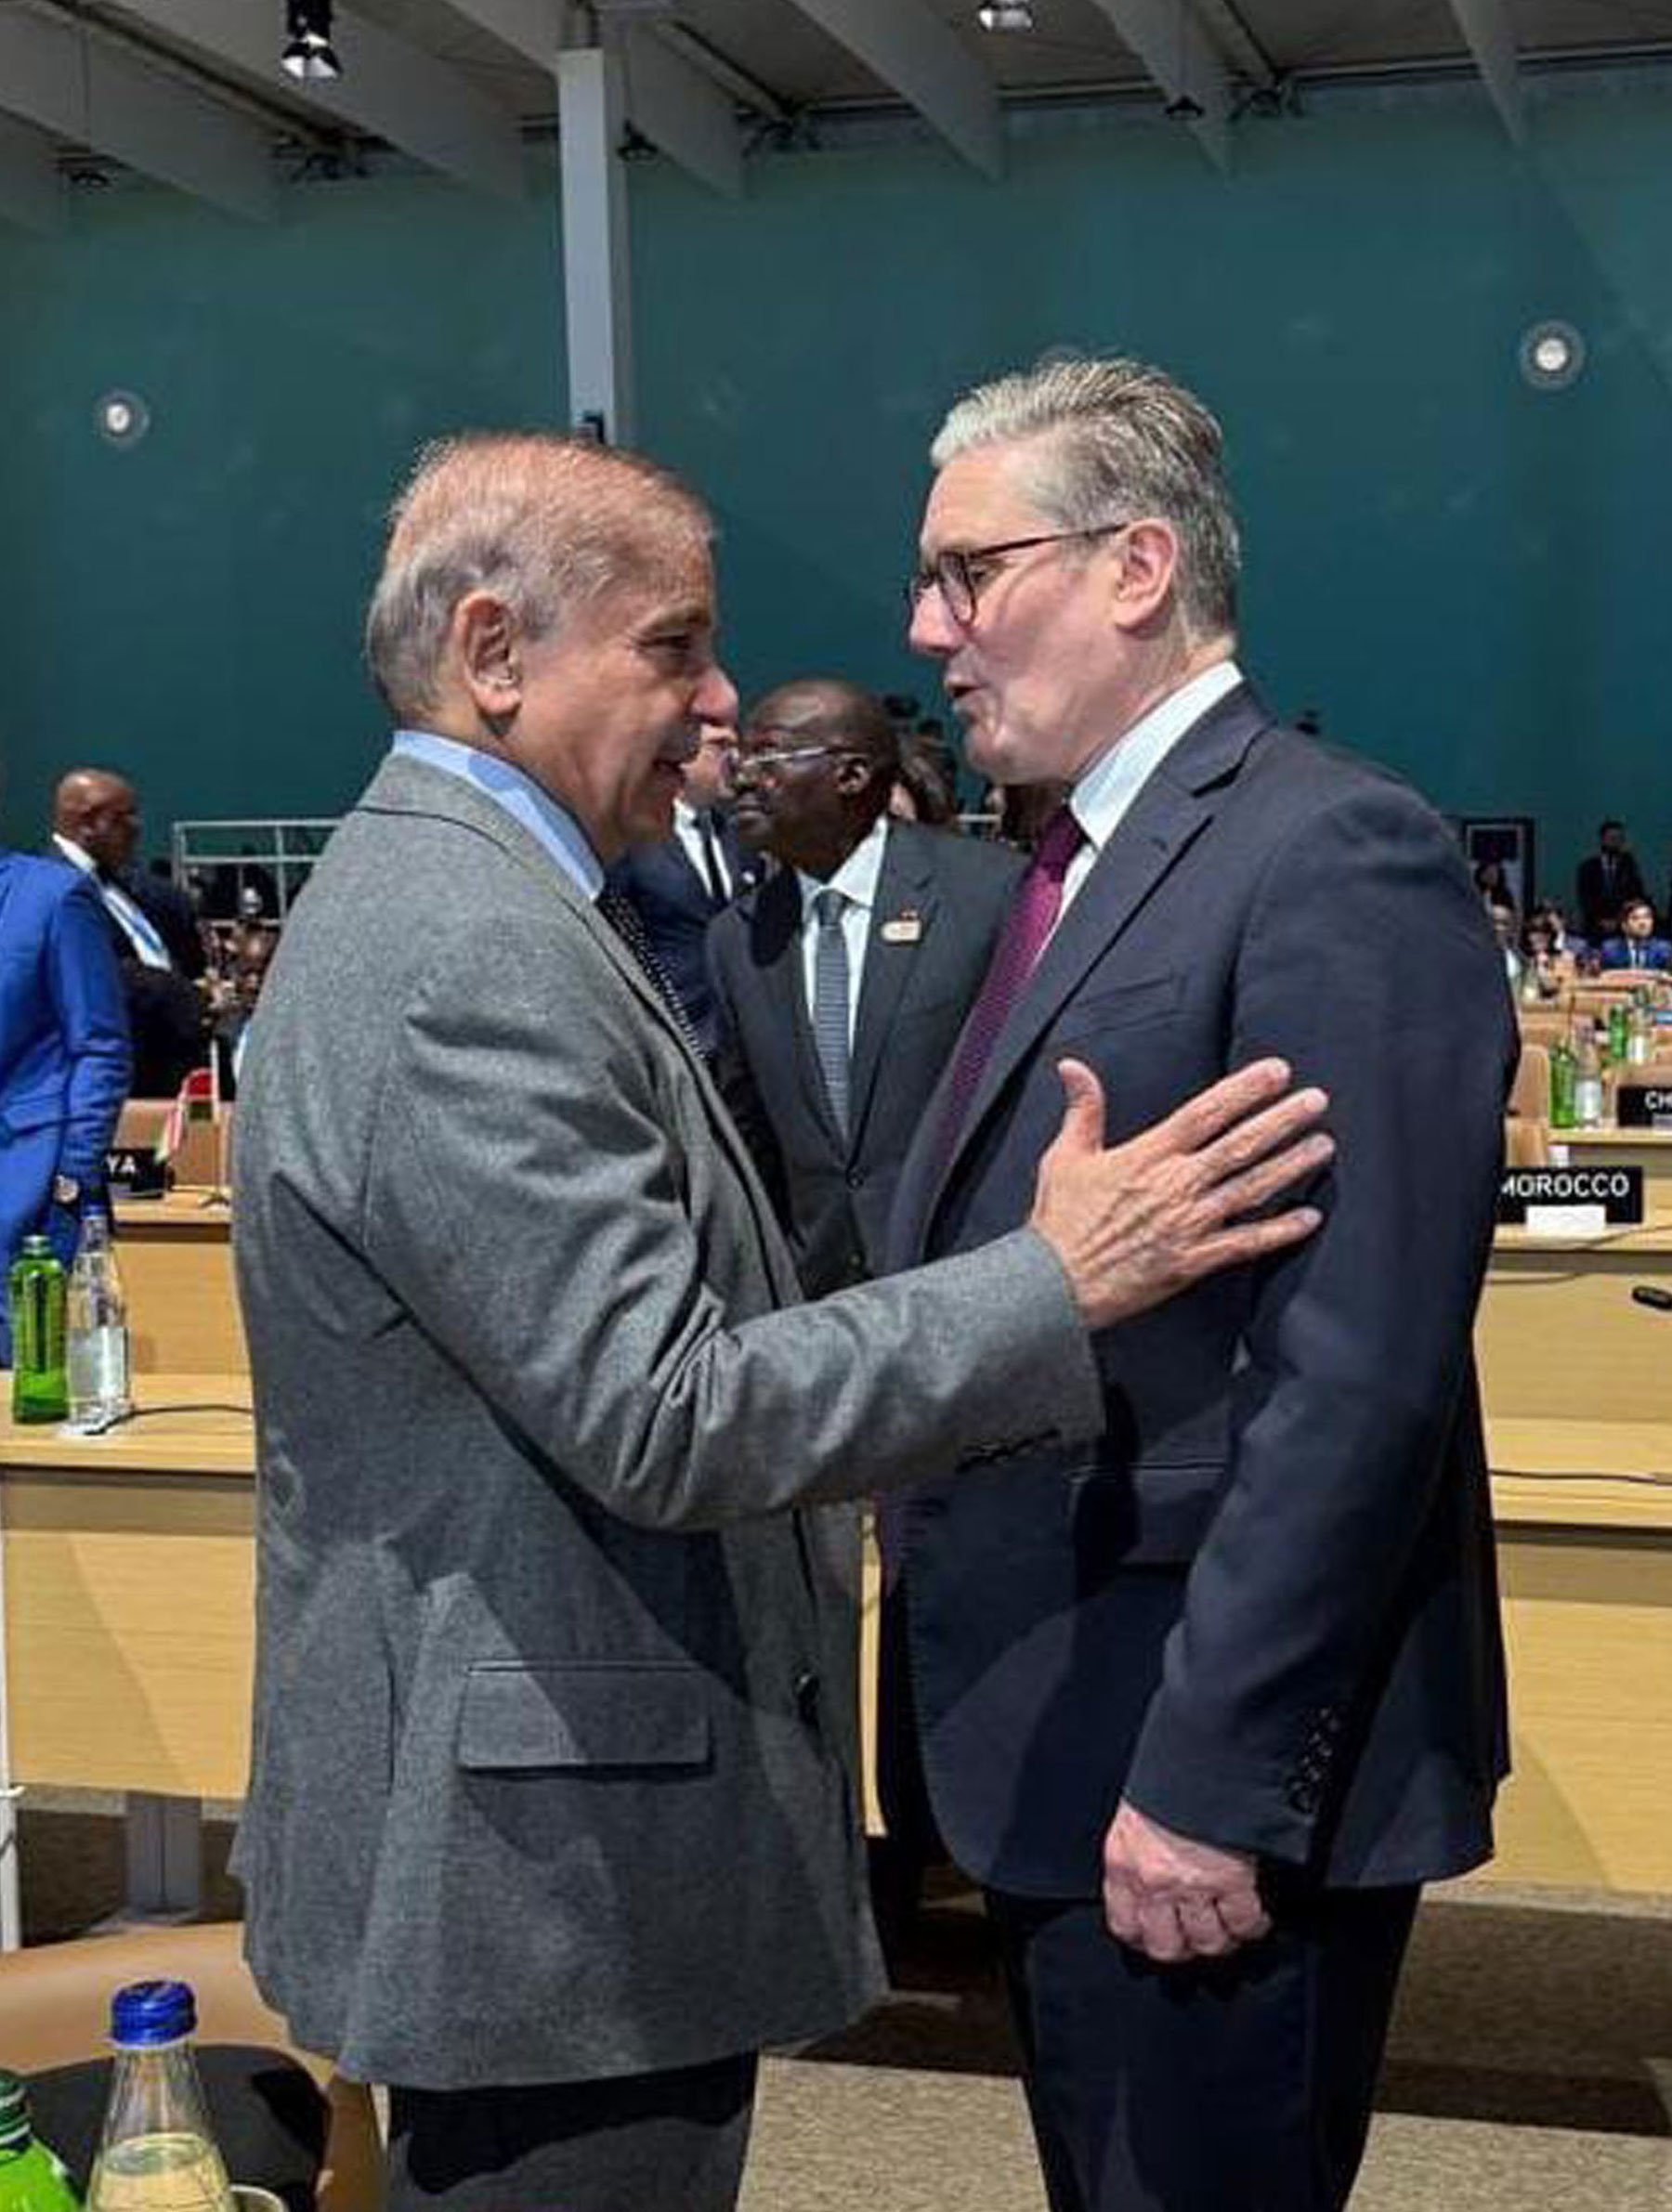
1627, 991, 1653, 1068
0, 2072, 82, 2212
1574, 1024, 1605, 1128
85, 1984, 235, 2212
65, 1215, 131, 1428
8, 1238, 68, 1425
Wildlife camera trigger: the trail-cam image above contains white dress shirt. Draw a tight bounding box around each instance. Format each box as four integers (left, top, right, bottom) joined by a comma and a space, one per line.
673, 800, 730, 900
796, 815, 889, 1050
52, 831, 176, 969
1058, 660, 1246, 925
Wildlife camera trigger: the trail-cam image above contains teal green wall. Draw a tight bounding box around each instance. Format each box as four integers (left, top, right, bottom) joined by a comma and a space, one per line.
2, 81, 1670, 903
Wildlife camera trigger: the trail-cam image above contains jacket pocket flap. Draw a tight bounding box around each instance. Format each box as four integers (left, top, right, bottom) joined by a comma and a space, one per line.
457, 1662, 713, 1773
1052, 972, 1182, 1045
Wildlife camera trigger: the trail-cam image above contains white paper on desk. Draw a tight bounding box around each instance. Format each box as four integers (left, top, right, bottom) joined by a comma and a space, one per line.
1523, 1204, 1608, 1237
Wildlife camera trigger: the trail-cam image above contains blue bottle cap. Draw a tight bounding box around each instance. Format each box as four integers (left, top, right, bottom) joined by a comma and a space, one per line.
110, 1979, 197, 2046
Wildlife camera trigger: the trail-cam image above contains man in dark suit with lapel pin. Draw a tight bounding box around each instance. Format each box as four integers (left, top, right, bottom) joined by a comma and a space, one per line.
605, 719, 761, 1053
710, 678, 1025, 1934
889, 356, 1518, 2212
710, 677, 1023, 1299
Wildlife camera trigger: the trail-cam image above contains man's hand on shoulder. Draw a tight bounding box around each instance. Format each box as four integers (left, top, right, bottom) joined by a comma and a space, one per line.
1102, 1800, 1271, 1963
1029, 1057, 1331, 1333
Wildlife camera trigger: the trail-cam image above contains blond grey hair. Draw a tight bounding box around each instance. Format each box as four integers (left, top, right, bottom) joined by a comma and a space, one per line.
364, 432, 712, 722
930, 356, 1239, 640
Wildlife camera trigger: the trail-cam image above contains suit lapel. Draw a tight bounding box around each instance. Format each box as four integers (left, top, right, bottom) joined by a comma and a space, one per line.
921, 683, 1274, 1241
745, 866, 840, 1146
848, 823, 937, 1152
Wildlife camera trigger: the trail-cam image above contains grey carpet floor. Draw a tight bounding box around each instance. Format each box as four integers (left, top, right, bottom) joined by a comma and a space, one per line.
17, 1799, 1672, 2209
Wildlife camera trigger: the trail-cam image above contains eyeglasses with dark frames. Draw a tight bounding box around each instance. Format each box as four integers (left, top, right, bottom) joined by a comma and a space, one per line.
906, 522, 1131, 626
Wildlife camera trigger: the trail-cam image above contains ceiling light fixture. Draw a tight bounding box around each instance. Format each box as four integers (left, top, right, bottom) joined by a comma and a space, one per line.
976, 3, 1035, 30
1520, 319, 1585, 391
281, 0, 341, 84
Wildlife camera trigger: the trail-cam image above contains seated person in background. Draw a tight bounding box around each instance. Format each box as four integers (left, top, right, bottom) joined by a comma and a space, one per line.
212, 922, 281, 1099
1518, 917, 1566, 1001
1577, 818, 1648, 944
1486, 899, 1522, 988
1528, 898, 1585, 963
0, 839, 130, 1364
1600, 897, 1672, 972
50, 769, 208, 1095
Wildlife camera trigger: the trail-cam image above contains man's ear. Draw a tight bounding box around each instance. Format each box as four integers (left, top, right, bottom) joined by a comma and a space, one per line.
1106, 519, 1180, 634
454, 591, 523, 719
833, 752, 874, 799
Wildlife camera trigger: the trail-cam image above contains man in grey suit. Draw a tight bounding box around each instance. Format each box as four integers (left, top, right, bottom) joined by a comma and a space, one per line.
231, 430, 1331, 2212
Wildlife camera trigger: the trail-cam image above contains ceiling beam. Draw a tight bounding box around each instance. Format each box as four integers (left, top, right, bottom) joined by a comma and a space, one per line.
780, 0, 1002, 177
0, 112, 64, 234
1082, 0, 1232, 168
1191, 0, 1278, 90
0, 4, 275, 218
609, 24, 742, 197
1443, 0, 1526, 144
123, 0, 526, 200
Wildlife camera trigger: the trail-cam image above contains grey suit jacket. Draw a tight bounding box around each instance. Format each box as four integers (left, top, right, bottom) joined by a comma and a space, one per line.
708, 820, 1024, 1296
230, 754, 1101, 2089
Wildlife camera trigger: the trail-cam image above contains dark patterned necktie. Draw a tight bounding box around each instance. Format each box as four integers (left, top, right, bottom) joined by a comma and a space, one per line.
811, 886, 851, 1137
928, 804, 1086, 1177
595, 886, 706, 1060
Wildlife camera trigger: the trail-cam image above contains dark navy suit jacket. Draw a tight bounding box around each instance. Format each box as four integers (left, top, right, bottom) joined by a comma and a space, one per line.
887, 684, 1517, 1896
709, 819, 1023, 1297
606, 813, 762, 1056
0, 853, 131, 1362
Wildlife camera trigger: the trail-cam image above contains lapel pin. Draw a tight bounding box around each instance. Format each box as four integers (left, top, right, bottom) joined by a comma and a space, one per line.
881, 908, 923, 945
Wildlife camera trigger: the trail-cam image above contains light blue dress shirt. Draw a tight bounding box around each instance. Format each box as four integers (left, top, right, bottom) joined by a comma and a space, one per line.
391, 730, 603, 902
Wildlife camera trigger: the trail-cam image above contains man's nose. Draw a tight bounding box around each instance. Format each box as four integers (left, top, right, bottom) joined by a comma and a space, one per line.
695, 662, 739, 726
908, 588, 955, 657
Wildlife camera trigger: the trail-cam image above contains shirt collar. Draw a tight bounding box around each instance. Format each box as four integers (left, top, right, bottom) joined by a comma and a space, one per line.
391, 729, 604, 903
1070, 659, 1244, 853
797, 813, 889, 924
53, 832, 98, 878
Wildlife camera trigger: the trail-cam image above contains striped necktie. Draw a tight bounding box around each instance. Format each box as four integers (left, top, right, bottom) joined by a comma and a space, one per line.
811, 886, 851, 1137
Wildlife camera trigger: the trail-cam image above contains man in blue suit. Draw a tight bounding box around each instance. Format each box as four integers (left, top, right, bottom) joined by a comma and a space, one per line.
0, 847, 132, 1364
1599, 897, 1672, 972
891, 358, 1516, 2212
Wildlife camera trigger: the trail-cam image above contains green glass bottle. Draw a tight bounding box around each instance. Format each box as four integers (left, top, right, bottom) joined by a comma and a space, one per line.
1607, 999, 1629, 1065
1548, 1034, 1577, 1130
8, 1237, 68, 1425
0, 2070, 82, 2212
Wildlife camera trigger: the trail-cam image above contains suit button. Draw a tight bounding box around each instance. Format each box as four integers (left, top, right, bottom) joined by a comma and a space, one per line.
1286, 1778, 1321, 1815
845, 1167, 867, 1190
793, 1670, 821, 1726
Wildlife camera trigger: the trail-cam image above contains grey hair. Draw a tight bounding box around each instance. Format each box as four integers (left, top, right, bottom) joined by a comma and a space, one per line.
364, 431, 712, 722
929, 356, 1240, 640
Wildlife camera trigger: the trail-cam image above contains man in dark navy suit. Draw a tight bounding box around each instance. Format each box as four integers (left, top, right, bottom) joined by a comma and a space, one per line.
605, 720, 761, 1053
889, 356, 1516, 2211
710, 678, 1023, 1931
51, 769, 206, 1095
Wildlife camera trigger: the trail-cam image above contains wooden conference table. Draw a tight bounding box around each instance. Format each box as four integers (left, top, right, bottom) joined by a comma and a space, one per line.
1, 1209, 1668, 1937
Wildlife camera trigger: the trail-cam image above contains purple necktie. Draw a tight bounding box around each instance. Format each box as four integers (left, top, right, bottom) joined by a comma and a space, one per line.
930, 803, 1086, 1180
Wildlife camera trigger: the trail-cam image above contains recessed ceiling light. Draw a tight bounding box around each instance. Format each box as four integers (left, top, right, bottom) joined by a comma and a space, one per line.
977, 2, 1036, 30
1520, 319, 1585, 391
